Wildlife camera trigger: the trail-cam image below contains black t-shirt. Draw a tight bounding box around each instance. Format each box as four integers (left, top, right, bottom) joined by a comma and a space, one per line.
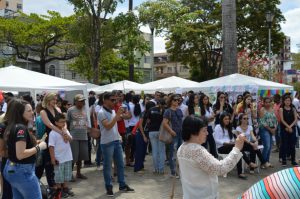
0, 123, 5, 139
213, 103, 233, 125
7, 124, 36, 164
147, 107, 164, 132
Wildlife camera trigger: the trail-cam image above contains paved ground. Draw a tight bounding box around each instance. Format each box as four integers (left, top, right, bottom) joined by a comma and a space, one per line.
44, 148, 300, 199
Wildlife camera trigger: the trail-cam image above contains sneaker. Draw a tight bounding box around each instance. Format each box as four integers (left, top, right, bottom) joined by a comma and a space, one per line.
119, 185, 135, 193
63, 187, 75, 197
106, 188, 114, 197
282, 161, 287, 167
292, 161, 299, 166
249, 170, 255, 174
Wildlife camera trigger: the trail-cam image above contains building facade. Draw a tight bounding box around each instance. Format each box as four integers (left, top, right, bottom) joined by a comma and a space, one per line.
0, 0, 23, 12
154, 53, 190, 79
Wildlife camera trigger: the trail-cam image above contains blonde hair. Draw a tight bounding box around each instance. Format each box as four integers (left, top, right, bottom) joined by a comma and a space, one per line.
42, 93, 57, 108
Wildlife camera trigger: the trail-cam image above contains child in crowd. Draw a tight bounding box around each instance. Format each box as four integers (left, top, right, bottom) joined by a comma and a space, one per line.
49, 113, 75, 198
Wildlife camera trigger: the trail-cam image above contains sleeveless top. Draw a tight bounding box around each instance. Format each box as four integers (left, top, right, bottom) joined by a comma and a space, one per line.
44, 108, 59, 143
259, 109, 277, 128
282, 107, 295, 126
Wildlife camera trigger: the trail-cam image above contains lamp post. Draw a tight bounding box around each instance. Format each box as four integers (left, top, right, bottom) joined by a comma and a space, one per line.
128, 0, 134, 81
149, 21, 155, 81
266, 11, 274, 80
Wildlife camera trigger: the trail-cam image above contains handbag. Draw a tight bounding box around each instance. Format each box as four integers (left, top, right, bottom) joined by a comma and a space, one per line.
159, 110, 173, 144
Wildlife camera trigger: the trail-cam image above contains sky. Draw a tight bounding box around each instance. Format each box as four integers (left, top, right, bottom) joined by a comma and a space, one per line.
23, 0, 300, 53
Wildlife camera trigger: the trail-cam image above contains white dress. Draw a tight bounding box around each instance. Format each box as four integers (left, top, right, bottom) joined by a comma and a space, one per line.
177, 143, 243, 199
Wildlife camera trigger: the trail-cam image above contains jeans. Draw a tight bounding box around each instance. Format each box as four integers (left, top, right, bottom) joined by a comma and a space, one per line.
280, 125, 297, 162
101, 140, 126, 190
95, 138, 102, 166
168, 135, 181, 175
259, 127, 273, 163
4, 160, 42, 199
149, 131, 166, 172
134, 131, 147, 172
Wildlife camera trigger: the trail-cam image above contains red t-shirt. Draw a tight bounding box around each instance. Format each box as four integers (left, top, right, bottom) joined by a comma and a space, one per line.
114, 103, 126, 135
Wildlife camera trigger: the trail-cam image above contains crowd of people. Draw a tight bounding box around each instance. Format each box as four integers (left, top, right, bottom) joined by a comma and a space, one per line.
0, 88, 299, 198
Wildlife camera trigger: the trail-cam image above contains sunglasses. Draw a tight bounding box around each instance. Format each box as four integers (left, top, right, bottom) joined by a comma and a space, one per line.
173, 98, 180, 102
110, 98, 117, 102
242, 117, 248, 120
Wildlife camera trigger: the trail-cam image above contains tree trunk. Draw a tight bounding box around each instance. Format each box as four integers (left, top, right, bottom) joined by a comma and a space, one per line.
92, 16, 101, 84
40, 61, 46, 74
222, 0, 237, 76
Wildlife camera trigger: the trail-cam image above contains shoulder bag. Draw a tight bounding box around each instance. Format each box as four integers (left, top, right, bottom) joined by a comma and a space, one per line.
159, 110, 173, 144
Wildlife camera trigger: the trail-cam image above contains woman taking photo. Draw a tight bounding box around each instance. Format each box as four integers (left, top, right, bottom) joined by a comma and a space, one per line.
279, 94, 298, 166
188, 94, 201, 117
199, 94, 217, 158
236, 113, 265, 171
213, 92, 233, 125
259, 97, 278, 168
178, 116, 245, 199
162, 94, 183, 177
214, 112, 257, 179
3, 99, 47, 199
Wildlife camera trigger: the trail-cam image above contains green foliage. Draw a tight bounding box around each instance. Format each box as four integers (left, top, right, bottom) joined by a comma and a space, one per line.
69, 8, 148, 83
138, 0, 285, 81
0, 11, 78, 73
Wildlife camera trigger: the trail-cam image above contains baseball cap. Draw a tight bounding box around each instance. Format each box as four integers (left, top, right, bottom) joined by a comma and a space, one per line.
74, 94, 86, 102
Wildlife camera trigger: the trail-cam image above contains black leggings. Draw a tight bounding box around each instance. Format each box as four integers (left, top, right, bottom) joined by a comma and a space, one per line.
242, 142, 265, 165
218, 145, 243, 175
1, 158, 13, 199
203, 126, 218, 158
35, 149, 55, 187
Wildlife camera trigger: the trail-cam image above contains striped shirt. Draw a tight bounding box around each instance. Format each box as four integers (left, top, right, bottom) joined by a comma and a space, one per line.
238, 167, 300, 199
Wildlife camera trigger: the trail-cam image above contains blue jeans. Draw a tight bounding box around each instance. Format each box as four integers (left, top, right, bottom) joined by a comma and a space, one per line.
169, 135, 181, 175
101, 140, 126, 190
149, 131, 166, 172
259, 127, 273, 163
95, 138, 102, 166
4, 160, 41, 199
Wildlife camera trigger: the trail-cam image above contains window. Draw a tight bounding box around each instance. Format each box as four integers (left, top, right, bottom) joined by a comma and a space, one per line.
144, 56, 152, 64
72, 72, 76, 79
17, 3, 22, 10
6, 1, 8, 7
48, 65, 56, 76
167, 67, 172, 73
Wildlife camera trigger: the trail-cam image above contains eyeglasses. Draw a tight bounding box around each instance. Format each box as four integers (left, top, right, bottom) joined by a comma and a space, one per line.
173, 98, 180, 102
110, 99, 117, 102
242, 118, 248, 120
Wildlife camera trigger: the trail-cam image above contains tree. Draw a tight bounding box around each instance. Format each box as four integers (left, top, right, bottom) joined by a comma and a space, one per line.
67, 0, 124, 84
138, 0, 285, 81
0, 11, 78, 73
292, 53, 300, 70
69, 10, 149, 83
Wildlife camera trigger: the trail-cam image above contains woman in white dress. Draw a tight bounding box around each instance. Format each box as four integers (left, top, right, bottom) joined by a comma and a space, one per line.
177, 116, 245, 199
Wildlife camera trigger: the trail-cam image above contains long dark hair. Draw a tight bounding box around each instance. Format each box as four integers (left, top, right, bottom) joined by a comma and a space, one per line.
199, 94, 211, 116
188, 94, 196, 115
219, 112, 233, 140
242, 94, 252, 113
214, 92, 226, 111
281, 95, 293, 109
4, 99, 30, 136
133, 95, 141, 117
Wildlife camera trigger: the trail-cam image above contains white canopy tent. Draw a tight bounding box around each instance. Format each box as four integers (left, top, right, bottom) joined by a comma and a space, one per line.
85, 83, 99, 92
93, 80, 142, 93
0, 66, 90, 125
137, 76, 201, 93
194, 73, 293, 93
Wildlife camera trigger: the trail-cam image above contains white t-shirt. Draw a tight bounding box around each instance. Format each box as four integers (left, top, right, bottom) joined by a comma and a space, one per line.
213, 124, 235, 149
204, 107, 214, 127
1, 102, 7, 113
128, 102, 140, 127
98, 108, 121, 144
179, 104, 188, 120
236, 125, 253, 141
95, 105, 102, 114
48, 130, 73, 164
